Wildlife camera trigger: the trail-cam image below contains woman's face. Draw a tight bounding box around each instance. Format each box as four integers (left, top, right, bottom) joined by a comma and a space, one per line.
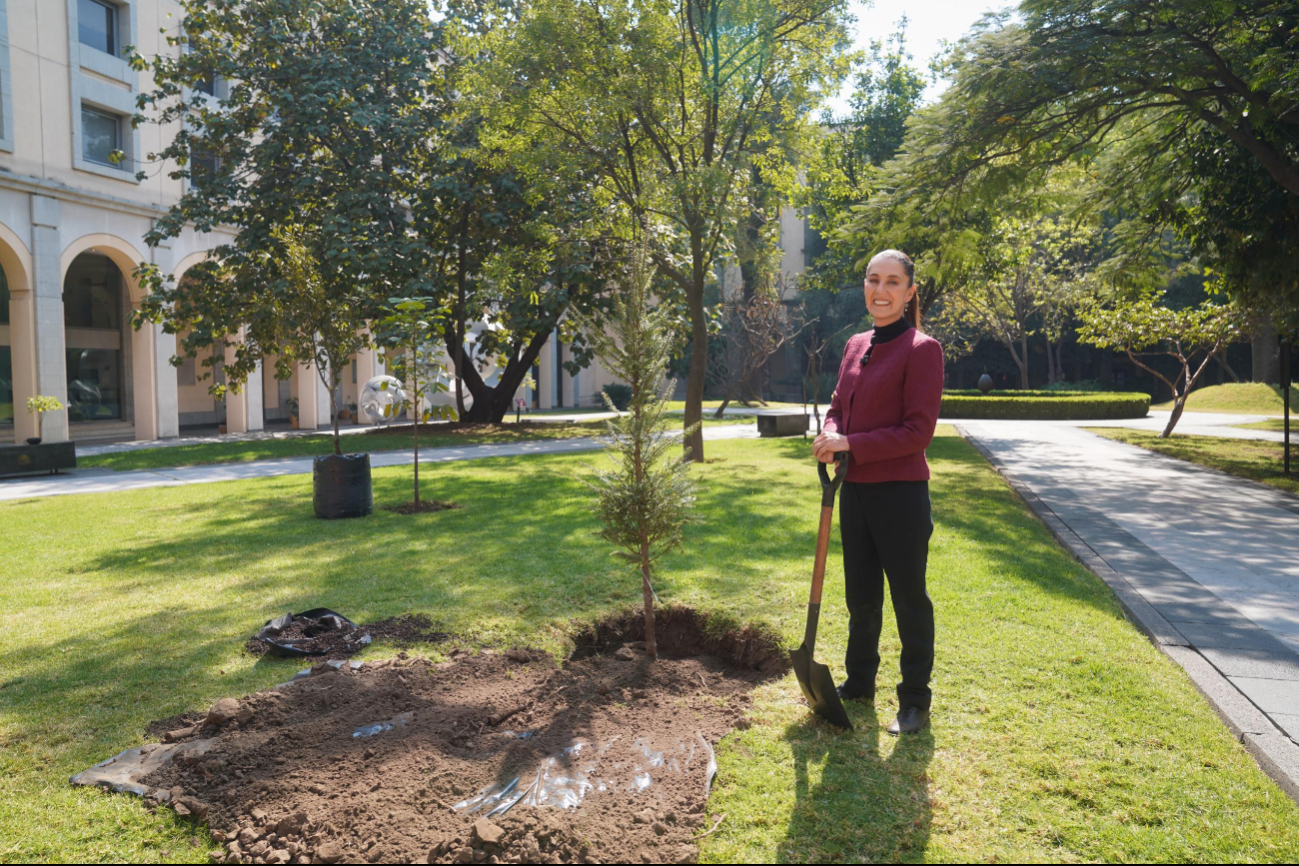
864, 257, 915, 327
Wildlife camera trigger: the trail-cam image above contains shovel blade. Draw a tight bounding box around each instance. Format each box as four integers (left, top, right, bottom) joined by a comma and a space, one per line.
790, 643, 853, 730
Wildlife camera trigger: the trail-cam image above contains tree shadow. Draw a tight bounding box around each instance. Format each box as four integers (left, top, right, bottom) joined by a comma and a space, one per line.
777, 704, 934, 863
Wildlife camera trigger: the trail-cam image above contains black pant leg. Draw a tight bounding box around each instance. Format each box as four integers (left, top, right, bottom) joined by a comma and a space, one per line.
840, 481, 885, 695
872, 482, 935, 711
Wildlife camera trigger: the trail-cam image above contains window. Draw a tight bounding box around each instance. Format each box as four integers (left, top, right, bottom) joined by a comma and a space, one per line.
78, 0, 117, 56
81, 106, 120, 166
191, 145, 219, 186
197, 74, 218, 97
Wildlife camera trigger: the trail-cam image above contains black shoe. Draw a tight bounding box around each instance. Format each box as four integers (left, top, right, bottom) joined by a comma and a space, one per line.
836, 682, 874, 703
887, 707, 930, 735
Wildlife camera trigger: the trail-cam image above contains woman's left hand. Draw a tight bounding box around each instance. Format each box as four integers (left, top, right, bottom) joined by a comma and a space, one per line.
812, 431, 851, 463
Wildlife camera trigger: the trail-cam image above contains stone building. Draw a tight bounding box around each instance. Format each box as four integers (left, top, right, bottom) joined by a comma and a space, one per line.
0, 0, 605, 446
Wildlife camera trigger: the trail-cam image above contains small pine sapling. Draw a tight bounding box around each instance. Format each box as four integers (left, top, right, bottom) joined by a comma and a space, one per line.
579, 241, 697, 660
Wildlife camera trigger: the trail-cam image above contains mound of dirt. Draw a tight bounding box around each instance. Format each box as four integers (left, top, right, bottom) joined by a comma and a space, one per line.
137, 611, 777, 864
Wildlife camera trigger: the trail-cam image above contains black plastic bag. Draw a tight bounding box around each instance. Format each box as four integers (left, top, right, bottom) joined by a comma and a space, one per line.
254, 608, 372, 657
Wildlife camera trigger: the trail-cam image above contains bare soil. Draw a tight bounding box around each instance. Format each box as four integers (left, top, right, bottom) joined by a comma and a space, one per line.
143, 608, 787, 865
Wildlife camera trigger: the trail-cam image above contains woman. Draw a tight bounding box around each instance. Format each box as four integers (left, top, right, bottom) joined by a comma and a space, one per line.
811, 249, 944, 736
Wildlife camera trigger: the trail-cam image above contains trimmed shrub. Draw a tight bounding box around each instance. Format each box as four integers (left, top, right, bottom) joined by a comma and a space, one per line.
940, 390, 1150, 420
599, 383, 633, 411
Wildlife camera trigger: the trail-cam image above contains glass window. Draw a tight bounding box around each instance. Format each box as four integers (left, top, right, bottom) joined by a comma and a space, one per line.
1, 264, 9, 324
66, 348, 123, 422
81, 106, 120, 167
78, 0, 117, 56
191, 146, 219, 186
63, 254, 123, 331
197, 74, 218, 97
0, 346, 12, 430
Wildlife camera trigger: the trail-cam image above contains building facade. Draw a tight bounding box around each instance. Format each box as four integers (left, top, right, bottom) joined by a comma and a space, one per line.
0, 0, 611, 446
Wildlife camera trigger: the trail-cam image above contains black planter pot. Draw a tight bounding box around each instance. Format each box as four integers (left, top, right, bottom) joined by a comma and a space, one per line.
313, 453, 373, 519
25, 437, 41, 446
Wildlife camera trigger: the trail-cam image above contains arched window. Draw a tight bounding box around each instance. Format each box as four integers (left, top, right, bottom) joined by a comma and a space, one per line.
0, 266, 11, 431
63, 253, 126, 422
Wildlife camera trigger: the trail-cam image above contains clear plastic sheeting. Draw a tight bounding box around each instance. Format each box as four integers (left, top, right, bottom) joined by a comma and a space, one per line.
453, 732, 714, 818
352, 711, 413, 738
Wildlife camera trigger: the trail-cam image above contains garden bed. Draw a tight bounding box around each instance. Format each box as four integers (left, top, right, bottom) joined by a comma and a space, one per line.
940, 390, 1150, 420
78, 609, 785, 865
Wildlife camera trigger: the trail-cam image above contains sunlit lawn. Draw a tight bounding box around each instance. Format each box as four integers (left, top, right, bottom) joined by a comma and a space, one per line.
1088, 427, 1299, 496
77, 416, 753, 473
3, 432, 1298, 862
1154, 382, 1298, 416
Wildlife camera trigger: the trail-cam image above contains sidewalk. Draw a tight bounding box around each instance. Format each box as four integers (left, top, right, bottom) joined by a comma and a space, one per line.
960, 419, 1299, 800
0, 423, 763, 502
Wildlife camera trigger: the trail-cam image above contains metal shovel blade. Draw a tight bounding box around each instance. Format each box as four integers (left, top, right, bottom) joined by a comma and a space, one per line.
791, 639, 853, 730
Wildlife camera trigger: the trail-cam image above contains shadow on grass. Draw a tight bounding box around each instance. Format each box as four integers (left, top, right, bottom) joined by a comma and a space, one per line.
778, 707, 934, 863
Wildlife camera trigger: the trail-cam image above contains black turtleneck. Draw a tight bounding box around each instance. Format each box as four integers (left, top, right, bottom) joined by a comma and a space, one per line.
861, 316, 913, 366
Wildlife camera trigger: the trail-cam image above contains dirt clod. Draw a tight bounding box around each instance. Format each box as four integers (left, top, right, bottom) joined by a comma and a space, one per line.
472, 819, 505, 846
206, 699, 241, 727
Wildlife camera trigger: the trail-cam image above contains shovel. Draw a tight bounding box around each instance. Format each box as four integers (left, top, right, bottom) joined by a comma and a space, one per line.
790, 451, 853, 730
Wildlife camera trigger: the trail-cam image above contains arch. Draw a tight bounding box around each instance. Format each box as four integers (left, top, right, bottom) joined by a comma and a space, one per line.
172, 249, 216, 284
60, 233, 149, 305
0, 221, 33, 295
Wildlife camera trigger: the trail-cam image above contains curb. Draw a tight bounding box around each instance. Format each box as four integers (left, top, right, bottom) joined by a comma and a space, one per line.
956, 424, 1299, 806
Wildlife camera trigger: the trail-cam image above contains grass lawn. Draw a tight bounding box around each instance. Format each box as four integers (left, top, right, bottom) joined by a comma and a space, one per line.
1237, 418, 1296, 433
1088, 427, 1299, 496
1154, 382, 1298, 415
77, 416, 754, 473
3, 432, 1299, 862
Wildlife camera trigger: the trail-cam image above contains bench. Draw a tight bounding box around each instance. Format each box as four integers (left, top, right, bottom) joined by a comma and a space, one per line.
0, 442, 78, 478
757, 414, 809, 438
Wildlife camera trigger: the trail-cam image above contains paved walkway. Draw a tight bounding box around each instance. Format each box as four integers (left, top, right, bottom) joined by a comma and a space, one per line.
0, 424, 763, 502
961, 419, 1299, 798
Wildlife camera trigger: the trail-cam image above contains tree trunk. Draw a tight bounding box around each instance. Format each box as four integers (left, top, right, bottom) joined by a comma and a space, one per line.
1253, 321, 1280, 383
412, 366, 420, 507
450, 320, 560, 424
683, 279, 707, 462
1045, 335, 1057, 385
641, 538, 657, 661
1161, 397, 1187, 438
1216, 347, 1241, 383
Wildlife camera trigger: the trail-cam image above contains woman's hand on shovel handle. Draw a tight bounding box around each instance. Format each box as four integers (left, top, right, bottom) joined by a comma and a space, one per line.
813, 431, 850, 463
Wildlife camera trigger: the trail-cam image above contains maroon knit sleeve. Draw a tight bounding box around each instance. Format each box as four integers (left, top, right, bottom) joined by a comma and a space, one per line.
846, 337, 944, 464
822, 334, 861, 435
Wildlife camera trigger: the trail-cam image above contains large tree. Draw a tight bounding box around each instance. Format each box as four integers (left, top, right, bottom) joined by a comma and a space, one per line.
469, 0, 853, 460
907, 0, 1299, 324
131, 0, 436, 399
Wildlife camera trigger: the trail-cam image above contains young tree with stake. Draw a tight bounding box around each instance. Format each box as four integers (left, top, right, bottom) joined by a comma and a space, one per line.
581, 241, 698, 660
376, 298, 458, 509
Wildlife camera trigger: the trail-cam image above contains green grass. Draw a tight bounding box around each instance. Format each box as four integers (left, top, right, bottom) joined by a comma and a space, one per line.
1237, 418, 1296, 433
77, 416, 754, 473
3, 433, 1298, 862
665, 399, 807, 412
1154, 382, 1299, 415
1088, 427, 1299, 496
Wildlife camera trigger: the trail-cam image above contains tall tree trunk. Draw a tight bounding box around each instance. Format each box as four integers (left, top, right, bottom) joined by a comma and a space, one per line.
1045, 335, 1057, 385
412, 366, 420, 507
683, 278, 707, 463
1161, 397, 1187, 438
450, 318, 560, 424
641, 536, 657, 661
1253, 320, 1280, 383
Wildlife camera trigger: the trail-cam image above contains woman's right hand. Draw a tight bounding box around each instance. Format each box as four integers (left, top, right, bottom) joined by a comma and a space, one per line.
812, 431, 850, 463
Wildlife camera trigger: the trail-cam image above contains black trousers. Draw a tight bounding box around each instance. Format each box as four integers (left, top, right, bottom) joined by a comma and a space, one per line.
839, 479, 935, 711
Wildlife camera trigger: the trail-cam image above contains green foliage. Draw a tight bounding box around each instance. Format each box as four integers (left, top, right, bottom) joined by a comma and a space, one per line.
131, 0, 437, 398
600, 384, 633, 412
25, 396, 63, 415
940, 392, 1150, 420
905, 0, 1299, 317
1078, 298, 1244, 435
470, 0, 855, 459
579, 241, 699, 658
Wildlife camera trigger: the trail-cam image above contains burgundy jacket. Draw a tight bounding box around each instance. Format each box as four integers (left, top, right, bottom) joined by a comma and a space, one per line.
823, 327, 944, 483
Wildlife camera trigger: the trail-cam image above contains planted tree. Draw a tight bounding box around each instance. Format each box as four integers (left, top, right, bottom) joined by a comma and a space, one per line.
580, 241, 698, 661
474, 0, 853, 461
1077, 298, 1244, 437
376, 298, 459, 510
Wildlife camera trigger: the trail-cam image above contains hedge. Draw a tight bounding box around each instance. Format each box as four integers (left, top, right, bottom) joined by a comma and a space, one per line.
939, 390, 1151, 420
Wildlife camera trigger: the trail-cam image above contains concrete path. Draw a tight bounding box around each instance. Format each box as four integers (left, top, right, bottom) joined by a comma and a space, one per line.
961, 419, 1299, 799
0, 424, 763, 502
